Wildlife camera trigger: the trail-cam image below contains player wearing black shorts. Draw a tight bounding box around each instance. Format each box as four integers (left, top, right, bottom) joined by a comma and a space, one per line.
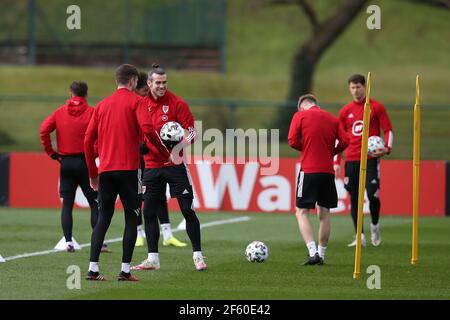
335, 74, 393, 247
288, 94, 348, 265
134, 72, 186, 248
132, 64, 206, 271
40, 81, 108, 253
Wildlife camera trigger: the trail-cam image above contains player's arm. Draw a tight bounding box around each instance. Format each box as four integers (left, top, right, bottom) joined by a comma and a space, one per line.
333, 109, 347, 175
371, 103, 394, 158
39, 112, 59, 160
334, 123, 349, 155
288, 112, 302, 151
135, 102, 171, 159
84, 108, 99, 183
379, 103, 394, 154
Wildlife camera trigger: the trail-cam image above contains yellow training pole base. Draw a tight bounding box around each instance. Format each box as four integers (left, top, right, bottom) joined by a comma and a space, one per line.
411, 259, 419, 265
353, 272, 361, 280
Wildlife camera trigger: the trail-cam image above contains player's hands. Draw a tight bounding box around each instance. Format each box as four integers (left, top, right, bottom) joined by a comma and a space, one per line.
50, 152, 62, 163
369, 147, 389, 158
90, 176, 99, 191
164, 153, 175, 166
139, 142, 149, 155
333, 164, 340, 177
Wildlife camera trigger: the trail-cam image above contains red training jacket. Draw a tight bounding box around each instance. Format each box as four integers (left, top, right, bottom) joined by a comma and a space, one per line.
84, 88, 142, 179
335, 98, 393, 164
139, 90, 196, 168
40, 96, 94, 156
288, 106, 349, 174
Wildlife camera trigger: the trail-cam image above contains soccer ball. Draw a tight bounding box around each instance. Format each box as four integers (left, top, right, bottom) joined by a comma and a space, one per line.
160, 121, 185, 142
367, 136, 385, 154
245, 241, 269, 263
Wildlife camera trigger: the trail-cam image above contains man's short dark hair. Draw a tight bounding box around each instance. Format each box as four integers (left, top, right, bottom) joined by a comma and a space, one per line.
348, 74, 366, 86
148, 63, 166, 80
298, 94, 318, 107
136, 72, 148, 90
70, 81, 88, 98
115, 64, 139, 85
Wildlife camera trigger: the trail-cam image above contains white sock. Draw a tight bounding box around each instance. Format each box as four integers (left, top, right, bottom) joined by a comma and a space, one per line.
306, 241, 317, 257
161, 223, 172, 241
89, 262, 99, 273
361, 233, 366, 240
193, 251, 203, 260
66, 241, 73, 247
148, 252, 159, 263
371, 223, 379, 231
318, 245, 327, 259
121, 263, 130, 274
137, 225, 146, 238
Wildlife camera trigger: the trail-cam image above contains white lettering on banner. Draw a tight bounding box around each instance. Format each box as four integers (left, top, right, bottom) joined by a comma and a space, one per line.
196, 162, 259, 210
257, 176, 291, 211
71, 160, 369, 213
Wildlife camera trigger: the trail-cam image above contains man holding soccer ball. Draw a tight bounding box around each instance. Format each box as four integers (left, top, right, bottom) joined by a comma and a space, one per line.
334, 74, 394, 247
134, 72, 187, 249
132, 64, 207, 271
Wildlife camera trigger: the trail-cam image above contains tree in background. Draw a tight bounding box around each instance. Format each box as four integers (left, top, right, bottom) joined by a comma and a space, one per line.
271, 0, 449, 136
271, 0, 367, 135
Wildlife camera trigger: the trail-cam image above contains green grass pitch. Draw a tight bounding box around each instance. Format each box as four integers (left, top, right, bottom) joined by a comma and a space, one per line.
0, 208, 449, 300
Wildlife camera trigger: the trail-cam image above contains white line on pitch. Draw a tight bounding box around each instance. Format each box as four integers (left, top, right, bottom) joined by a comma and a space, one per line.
2, 216, 251, 262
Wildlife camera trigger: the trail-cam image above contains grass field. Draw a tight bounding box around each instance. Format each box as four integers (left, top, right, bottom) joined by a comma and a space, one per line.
0, 208, 449, 300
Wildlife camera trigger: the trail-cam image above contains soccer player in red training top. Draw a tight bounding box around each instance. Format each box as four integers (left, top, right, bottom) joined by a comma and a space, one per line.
288, 94, 349, 265
134, 72, 186, 248
39, 81, 108, 253
84, 64, 145, 281
334, 74, 393, 248
132, 64, 207, 271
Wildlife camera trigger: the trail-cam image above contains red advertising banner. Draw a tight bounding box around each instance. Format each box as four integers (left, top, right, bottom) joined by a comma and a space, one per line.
8, 152, 446, 216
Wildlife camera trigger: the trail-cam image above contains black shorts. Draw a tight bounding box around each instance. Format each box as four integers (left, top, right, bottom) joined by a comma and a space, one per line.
98, 170, 140, 212
59, 154, 97, 200
344, 158, 380, 193
142, 164, 193, 200
296, 172, 337, 209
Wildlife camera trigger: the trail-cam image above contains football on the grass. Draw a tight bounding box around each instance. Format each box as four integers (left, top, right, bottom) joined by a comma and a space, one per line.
245, 241, 269, 263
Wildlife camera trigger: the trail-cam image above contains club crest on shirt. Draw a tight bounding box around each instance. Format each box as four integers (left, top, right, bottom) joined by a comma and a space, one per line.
162, 115, 168, 121
163, 105, 169, 114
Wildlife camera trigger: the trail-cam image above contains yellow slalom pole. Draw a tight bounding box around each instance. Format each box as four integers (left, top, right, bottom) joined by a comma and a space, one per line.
353, 72, 371, 280
411, 75, 421, 265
